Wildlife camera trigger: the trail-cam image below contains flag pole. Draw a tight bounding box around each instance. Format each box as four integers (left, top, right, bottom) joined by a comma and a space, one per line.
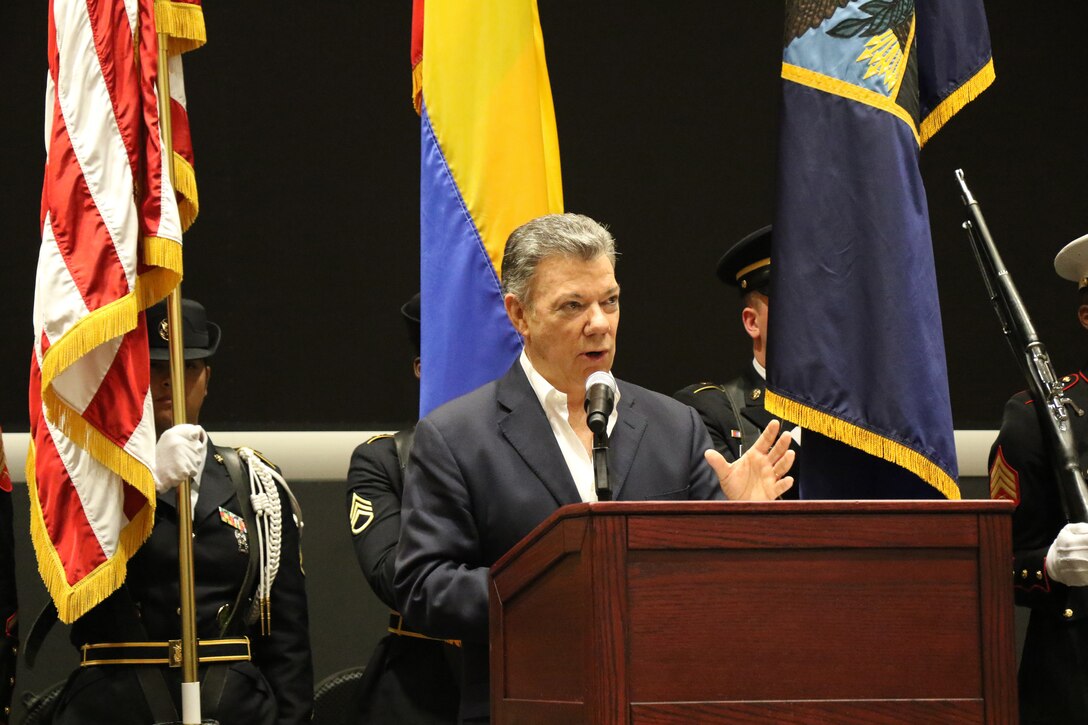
155, 31, 202, 725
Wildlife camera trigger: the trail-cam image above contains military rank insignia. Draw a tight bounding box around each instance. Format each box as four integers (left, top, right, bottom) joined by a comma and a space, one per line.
219, 506, 249, 553
350, 492, 375, 535
989, 447, 1020, 505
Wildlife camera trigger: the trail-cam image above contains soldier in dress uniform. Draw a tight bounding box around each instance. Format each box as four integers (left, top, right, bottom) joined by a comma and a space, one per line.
52, 298, 313, 725
989, 233, 1088, 724
674, 225, 801, 498
344, 293, 460, 723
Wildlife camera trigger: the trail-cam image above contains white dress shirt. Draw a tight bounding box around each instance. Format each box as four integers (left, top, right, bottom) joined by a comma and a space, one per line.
519, 351, 620, 503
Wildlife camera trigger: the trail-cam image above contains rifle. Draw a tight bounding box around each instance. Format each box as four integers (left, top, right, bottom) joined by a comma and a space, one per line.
956, 168, 1088, 523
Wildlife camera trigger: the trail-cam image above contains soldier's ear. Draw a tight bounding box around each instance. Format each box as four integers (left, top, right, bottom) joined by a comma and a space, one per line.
1078, 305, 1088, 332
741, 306, 759, 340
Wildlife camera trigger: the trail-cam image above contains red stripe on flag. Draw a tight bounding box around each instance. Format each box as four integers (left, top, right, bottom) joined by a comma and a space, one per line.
170, 97, 193, 165
122, 484, 144, 522
42, 114, 130, 311
136, 0, 165, 239
80, 322, 150, 450
85, 0, 144, 184
29, 357, 109, 586
0, 426, 10, 494
411, 0, 424, 69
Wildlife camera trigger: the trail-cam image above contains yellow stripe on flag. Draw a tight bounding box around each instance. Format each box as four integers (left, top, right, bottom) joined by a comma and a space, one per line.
422, 0, 563, 273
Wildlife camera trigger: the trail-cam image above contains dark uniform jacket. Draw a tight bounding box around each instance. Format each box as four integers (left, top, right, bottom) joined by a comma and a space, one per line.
394, 361, 722, 722
0, 468, 15, 725
345, 430, 460, 723
674, 361, 801, 499
989, 370, 1088, 724
54, 441, 313, 725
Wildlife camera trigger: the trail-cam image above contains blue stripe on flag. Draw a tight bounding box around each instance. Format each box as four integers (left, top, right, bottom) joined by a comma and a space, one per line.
419, 104, 523, 417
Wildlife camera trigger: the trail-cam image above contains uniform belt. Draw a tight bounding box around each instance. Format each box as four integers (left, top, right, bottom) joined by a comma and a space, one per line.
80, 637, 251, 667
387, 612, 461, 647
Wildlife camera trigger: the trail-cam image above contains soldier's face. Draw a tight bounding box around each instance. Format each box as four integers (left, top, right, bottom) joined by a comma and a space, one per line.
150, 359, 211, 437
505, 254, 619, 399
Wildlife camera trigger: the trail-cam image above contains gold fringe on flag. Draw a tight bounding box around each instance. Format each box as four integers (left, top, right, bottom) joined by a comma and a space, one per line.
172, 154, 199, 231
919, 58, 995, 147
39, 387, 158, 500
26, 440, 156, 624
37, 294, 143, 390
412, 62, 424, 116
31, 239, 179, 622
154, 0, 206, 55
37, 245, 181, 393
765, 389, 961, 500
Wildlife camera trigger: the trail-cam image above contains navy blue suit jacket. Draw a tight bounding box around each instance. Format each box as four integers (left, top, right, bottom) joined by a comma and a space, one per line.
394, 362, 722, 720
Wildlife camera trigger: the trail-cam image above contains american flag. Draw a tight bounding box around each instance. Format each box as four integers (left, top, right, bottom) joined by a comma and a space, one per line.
29, 0, 204, 623
0, 427, 10, 494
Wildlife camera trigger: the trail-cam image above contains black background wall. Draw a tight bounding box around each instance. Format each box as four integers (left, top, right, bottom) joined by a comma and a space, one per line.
2, 3, 1087, 434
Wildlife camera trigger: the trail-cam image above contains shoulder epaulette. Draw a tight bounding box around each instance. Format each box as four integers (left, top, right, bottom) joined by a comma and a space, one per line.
239, 447, 277, 470
365, 433, 394, 445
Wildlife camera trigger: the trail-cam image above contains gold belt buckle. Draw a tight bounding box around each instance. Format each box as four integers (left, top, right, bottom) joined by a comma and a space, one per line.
168, 639, 183, 668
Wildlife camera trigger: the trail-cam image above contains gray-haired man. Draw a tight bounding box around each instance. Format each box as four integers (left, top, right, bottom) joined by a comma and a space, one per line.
395, 213, 795, 722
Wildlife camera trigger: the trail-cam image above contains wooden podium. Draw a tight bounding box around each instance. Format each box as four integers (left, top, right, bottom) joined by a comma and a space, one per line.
489, 500, 1016, 724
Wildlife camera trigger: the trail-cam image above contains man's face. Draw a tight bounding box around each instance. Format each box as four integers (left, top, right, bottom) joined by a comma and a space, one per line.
150, 359, 211, 438
506, 254, 619, 398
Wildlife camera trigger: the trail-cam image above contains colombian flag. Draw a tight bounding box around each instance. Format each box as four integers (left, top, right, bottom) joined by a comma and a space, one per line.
413, 0, 563, 417
768, 1, 994, 499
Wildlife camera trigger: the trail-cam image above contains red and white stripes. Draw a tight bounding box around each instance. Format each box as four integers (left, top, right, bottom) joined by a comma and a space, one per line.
29, 0, 203, 623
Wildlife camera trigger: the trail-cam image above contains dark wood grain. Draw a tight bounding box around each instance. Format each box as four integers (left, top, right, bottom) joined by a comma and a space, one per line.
490, 500, 1017, 724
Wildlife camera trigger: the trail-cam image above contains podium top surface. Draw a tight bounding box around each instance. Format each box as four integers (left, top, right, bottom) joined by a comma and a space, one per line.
492, 499, 1014, 573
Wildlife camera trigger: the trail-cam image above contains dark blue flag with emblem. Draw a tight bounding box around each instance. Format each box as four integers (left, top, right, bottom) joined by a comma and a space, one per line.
767, 0, 994, 499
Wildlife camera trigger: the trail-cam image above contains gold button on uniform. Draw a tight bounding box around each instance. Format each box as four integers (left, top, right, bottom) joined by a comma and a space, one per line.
1064, 609, 1074, 619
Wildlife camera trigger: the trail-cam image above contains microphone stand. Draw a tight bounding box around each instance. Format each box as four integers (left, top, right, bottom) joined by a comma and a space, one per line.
592, 429, 612, 501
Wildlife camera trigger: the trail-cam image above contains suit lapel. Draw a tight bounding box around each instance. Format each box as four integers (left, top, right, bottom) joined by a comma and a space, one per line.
496, 364, 582, 507
608, 381, 647, 500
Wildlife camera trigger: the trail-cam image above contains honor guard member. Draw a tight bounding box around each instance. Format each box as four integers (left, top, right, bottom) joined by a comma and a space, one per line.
345, 293, 460, 723
989, 233, 1088, 724
0, 433, 16, 725
52, 299, 314, 725
674, 225, 801, 498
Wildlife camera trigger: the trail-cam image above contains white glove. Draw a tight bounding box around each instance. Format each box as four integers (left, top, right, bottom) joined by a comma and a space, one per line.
154, 424, 207, 495
1045, 522, 1088, 586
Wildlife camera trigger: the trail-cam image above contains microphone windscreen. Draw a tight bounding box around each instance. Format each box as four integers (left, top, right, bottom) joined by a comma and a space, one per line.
585, 370, 617, 395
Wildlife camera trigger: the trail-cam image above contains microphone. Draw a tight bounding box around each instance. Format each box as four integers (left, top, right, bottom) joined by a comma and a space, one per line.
584, 371, 617, 435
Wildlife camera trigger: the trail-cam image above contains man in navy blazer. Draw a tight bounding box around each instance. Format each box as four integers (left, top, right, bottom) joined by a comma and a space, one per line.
394, 213, 795, 723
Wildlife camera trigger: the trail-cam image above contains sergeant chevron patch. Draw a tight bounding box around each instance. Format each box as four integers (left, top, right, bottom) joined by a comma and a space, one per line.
989, 447, 1020, 504
350, 493, 375, 535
